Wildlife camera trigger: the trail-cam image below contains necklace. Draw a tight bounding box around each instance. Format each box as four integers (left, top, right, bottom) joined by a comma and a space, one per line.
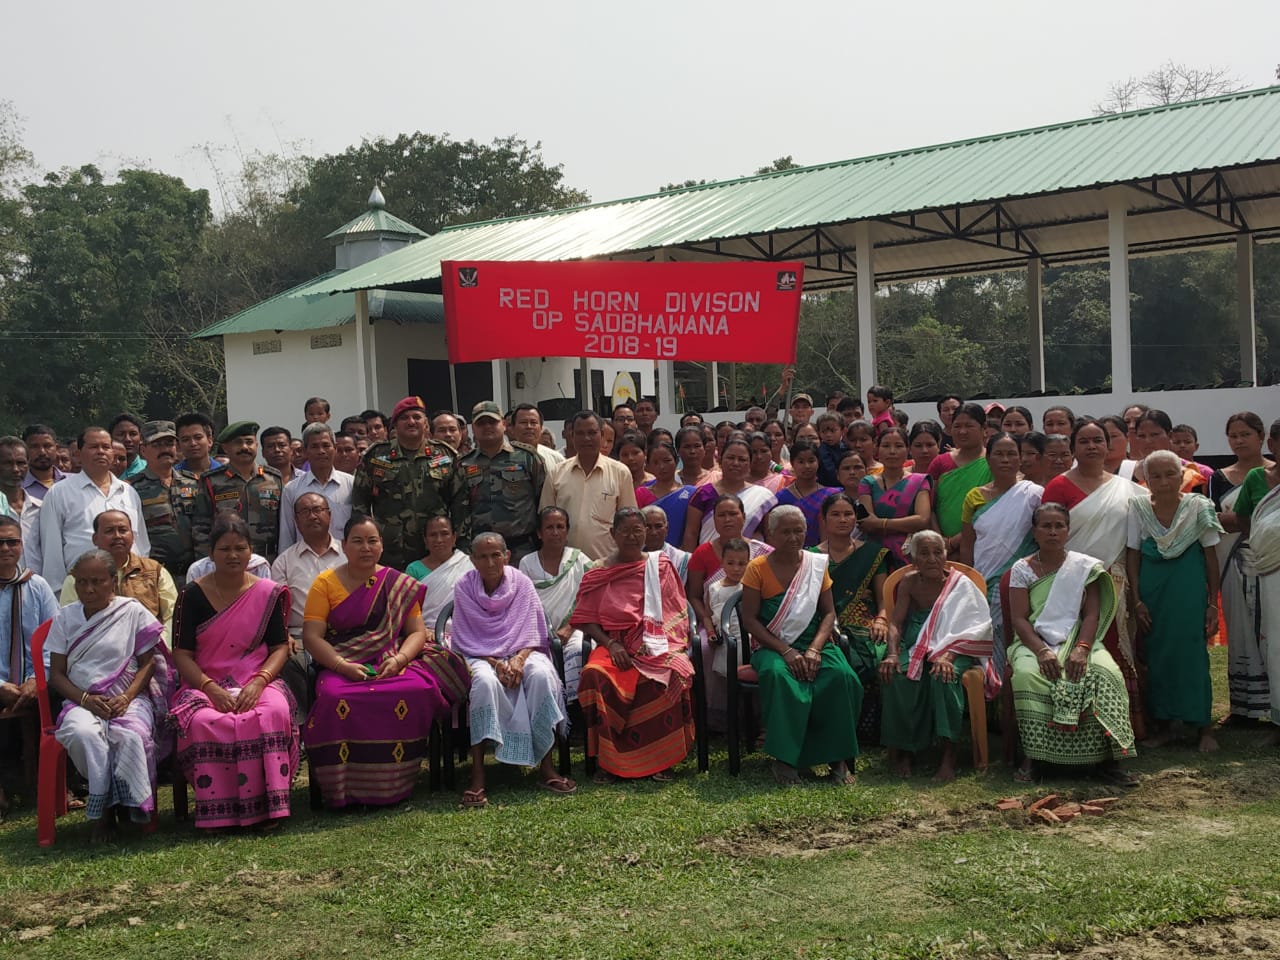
1032, 551, 1064, 575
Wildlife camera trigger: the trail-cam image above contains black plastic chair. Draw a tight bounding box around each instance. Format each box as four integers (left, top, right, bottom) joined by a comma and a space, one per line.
579, 604, 709, 776
719, 592, 854, 776
435, 602, 571, 788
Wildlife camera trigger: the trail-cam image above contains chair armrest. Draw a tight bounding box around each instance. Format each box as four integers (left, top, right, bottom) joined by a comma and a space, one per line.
547, 617, 566, 681
434, 601, 454, 645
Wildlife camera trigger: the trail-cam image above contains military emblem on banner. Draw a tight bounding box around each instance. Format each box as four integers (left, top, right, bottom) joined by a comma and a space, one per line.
458, 267, 479, 288
776, 270, 797, 291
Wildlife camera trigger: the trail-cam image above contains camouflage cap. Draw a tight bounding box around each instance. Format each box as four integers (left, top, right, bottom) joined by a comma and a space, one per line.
471, 401, 504, 424
142, 420, 177, 442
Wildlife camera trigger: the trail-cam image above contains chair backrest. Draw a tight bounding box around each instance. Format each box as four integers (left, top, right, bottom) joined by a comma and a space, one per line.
435, 601, 454, 643
719, 588, 745, 644
881, 562, 987, 614
28, 619, 54, 730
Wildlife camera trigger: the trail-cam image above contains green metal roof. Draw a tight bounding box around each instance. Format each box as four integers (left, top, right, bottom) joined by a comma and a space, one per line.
296, 85, 1280, 295
194, 270, 442, 338
325, 186, 429, 240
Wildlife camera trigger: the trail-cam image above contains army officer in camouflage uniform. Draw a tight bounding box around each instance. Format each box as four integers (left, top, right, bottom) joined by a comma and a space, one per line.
352, 395, 470, 571
191, 420, 284, 562
128, 420, 199, 581
458, 401, 545, 565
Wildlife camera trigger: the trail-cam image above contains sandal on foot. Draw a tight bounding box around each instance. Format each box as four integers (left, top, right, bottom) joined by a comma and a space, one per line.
459, 788, 488, 808
650, 769, 675, 783
1099, 767, 1140, 788
1013, 766, 1035, 783
828, 769, 857, 786
537, 776, 578, 795
592, 770, 618, 785
66, 793, 86, 811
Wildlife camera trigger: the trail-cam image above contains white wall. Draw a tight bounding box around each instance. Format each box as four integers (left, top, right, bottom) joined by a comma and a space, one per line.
223, 330, 364, 430
506, 357, 656, 409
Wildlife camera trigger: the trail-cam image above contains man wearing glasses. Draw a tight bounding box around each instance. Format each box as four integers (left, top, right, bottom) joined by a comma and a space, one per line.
269, 492, 343, 713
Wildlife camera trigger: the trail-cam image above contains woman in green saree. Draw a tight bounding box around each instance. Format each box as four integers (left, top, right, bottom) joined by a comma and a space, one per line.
740, 505, 862, 785
1008, 503, 1137, 785
927, 403, 991, 555
1126, 449, 1223, 753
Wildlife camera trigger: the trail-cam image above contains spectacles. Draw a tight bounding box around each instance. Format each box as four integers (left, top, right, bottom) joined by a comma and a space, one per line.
0, 538, 21, 547
296, 505, 331, 516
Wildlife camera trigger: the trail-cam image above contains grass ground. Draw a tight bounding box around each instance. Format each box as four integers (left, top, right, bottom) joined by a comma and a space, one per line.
2, 648, 1278, 960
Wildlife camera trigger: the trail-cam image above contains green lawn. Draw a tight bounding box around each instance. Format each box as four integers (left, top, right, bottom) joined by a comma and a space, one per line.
3, 648, 1278, 960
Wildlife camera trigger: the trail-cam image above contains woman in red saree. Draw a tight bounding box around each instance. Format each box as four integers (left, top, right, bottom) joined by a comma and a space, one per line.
572, 508, 695, 781
171, 514, 298, 831
302, 513, 459, 808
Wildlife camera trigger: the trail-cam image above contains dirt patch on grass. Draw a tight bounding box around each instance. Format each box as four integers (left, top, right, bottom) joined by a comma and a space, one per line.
2, 868, 345, 939
1025, 916, 1280, 958
704, 763, 1276, 859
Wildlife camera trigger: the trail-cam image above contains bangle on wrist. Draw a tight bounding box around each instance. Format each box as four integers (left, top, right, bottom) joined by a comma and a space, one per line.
80, 691, 89, 706
199, 677, 217, 692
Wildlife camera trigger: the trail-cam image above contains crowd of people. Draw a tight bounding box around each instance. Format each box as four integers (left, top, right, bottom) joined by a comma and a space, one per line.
0, 383, 1273, 839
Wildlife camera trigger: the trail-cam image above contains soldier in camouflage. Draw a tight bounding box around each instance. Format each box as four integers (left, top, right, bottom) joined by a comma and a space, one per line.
191, 421, 284, 563
128, 420, 199, 581
351, 395, 470, 571
458, 401, 544, 566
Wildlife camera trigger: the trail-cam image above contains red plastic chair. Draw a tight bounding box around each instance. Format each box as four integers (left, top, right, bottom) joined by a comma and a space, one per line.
29, 620, 66, 847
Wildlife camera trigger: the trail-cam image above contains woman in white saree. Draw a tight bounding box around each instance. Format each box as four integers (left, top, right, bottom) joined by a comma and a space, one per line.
519, 507, 594, 700
405, 515, 473, 644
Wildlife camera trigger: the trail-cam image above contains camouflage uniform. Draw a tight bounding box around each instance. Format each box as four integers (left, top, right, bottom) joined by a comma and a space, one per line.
351, 440, 470, 571
459, 439, 545, 564
128, 468, 199, 580
192, 464, 284, 562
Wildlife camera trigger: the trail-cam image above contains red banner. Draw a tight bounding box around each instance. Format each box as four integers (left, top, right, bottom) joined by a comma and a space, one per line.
441, 260, 803, 364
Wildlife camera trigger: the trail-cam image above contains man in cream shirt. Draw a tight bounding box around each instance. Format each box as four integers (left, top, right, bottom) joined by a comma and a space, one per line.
539, 411, 637, 561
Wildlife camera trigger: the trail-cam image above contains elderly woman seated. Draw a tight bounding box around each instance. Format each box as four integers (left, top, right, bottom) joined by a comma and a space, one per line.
450, 533, 573, 808
171, 513, 297, 831
571, 508, 695, 783
740, 504, 861, 786
303, 513, 461, 809
880, 530, 996, 782
46, 549, 171, 842
1009, 502, 1137, 785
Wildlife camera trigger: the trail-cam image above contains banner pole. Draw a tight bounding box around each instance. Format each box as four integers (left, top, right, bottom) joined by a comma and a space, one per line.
449, 362, 459, 413
579, 357, 592, 411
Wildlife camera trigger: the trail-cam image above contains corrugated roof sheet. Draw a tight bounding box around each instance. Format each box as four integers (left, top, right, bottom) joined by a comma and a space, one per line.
325, 207, 428, 240
194, 270, 442, 338
297, 85, 1280, 297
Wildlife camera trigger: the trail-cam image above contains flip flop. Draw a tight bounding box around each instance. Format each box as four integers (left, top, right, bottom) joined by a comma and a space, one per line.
592, 770, 618, 785
537, 776, 578, 795
459, 788, 488, 809
650, 770, 675, 783
1013, 767, 1035, 783
66, 794, 86, 811
1099, 767, 1140, 788
828, 770, 857, 786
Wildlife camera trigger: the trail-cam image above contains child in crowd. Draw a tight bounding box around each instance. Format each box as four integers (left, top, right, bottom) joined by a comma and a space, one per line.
814, 411, 848, 487
304, 397, 331, 424
866, 385, 895, 432
1171, 423, 1200, 464
846, 420, 882, 476
705, 537, 751, 680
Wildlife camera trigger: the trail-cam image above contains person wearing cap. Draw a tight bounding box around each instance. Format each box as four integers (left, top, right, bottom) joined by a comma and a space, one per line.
788, 393, 816, 429
352, 396, 470, 571
128, 420, 199, 582
459, 402, 546, 567
191, 421, 284, 563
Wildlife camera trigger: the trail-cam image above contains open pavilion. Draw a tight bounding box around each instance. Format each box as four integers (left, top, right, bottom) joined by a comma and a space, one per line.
296, 86, 1280, 451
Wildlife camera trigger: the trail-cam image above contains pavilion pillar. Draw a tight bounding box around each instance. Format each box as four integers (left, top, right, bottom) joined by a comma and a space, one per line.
353, 290, 372, 408
579, 357, 592, 411
854, 221, 877, 396
706, 362, 719, 409
654, 248, 678, 417
1238, 234, 1257, 384
1026, 258, 1046, 392
1106, 188, 1132, 396
491, 359, 508, 412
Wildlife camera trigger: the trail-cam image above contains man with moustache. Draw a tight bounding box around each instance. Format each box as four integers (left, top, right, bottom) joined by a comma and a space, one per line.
39, 427, 150, 587
511, 403, 564, 472
459, 402, 544, 566
128, 420, 199, 582
191, 421, 283, 562
21, 425, 64, 504
353, 396, 470, 571
260, 426, 297, 486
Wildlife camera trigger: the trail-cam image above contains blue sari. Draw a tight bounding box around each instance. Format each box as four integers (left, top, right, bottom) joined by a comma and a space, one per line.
645, 482, 696, 547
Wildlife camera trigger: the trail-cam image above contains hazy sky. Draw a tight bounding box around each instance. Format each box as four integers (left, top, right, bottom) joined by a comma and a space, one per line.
5, 0, 1277, 214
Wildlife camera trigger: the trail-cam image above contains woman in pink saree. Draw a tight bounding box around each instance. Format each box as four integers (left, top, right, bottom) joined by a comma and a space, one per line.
171, 514, 298, 831
302, 513, 458, 808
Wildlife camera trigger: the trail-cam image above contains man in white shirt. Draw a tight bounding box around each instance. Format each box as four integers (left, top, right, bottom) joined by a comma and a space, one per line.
278, 423, 353, 553
270, 492, 343, 711
39, 426, 150, 586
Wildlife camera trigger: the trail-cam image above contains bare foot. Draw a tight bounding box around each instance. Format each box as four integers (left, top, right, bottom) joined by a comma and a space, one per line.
1140, 733, 1171, 750
90, 808, 118, 844
888, 749, 912, 779
771, 760, 802, 785
1198, 731, 1220, 753
932, 743, 957, 783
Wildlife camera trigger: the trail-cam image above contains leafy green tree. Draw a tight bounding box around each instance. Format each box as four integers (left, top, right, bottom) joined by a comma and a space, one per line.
0, 166, 210, 433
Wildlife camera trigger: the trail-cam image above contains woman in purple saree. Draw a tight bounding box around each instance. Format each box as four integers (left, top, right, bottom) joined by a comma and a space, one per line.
47, 549, 172, 842
302, 514, 460, 808
171, 514, 298, 831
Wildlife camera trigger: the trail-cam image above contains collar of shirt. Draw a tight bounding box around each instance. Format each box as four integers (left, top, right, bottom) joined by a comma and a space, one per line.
117, 552, 145, 580
71, 470, 125, 496
22, 469, 62, 491
296, 536, 342, 560
299, 469, 350, 489
568, 454, 610, 477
